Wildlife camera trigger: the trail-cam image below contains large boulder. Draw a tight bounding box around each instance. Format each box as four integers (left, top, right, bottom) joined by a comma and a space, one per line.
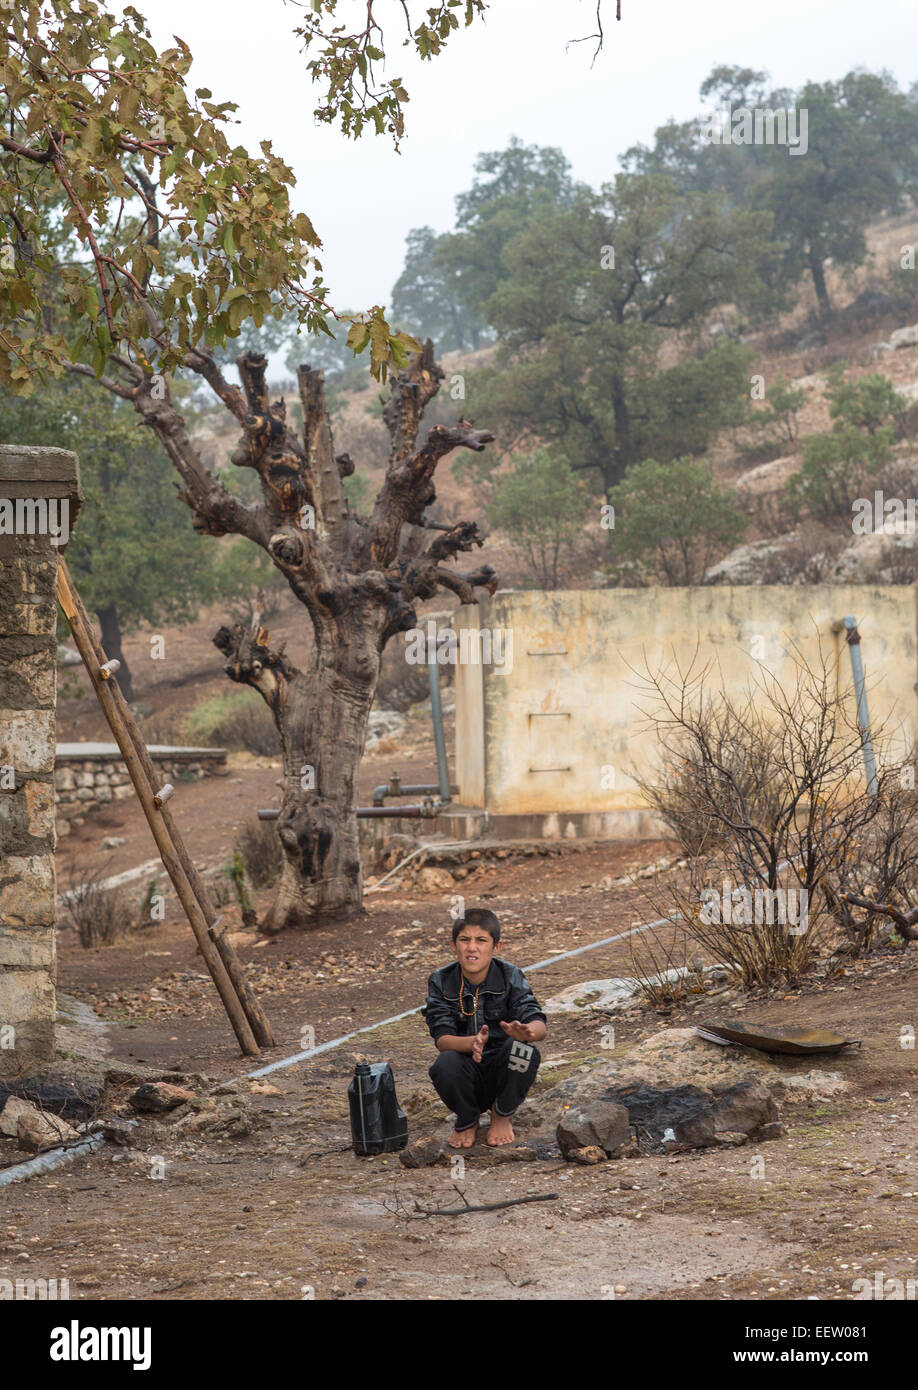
604, 1078, 781, 1154
528, 1027, 848, 1134
889, 324, 918, 349
0, 1096, 79, 1152
734, 456, 798, 500
711, 1078, 779, 1136
364, 708, 408, 751
0, 1074, 103, 1123
703, 532, 810, 586
830, 528, 918, 584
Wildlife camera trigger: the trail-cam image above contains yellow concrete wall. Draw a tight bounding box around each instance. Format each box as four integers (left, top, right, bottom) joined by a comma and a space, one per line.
454, 587, 918, 816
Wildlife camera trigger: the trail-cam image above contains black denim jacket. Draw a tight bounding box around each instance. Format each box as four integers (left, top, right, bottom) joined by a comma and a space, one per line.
422, 958, 546, 1049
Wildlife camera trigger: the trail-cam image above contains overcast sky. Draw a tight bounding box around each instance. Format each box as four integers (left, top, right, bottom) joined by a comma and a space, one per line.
142, 0, 918, 313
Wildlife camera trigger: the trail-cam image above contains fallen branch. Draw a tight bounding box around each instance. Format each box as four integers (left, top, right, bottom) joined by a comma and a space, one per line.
414, 1192, 558, 1217
490, 1262, 535, 1288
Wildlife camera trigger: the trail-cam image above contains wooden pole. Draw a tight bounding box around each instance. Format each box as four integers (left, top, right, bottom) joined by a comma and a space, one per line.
56, 560, 263, 1057
208, 915, 274, 1047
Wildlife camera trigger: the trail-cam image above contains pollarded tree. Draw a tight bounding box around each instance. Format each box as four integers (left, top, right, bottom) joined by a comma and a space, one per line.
0, 0, 497, 928
144, 339, 495, 930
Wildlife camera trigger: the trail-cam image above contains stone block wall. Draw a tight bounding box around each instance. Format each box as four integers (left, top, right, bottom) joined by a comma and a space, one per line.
54, 746, 227, 834
0, 445, 82, 1079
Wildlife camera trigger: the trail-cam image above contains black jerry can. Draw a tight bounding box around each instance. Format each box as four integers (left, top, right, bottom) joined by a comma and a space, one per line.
348, 1061, 409, 1155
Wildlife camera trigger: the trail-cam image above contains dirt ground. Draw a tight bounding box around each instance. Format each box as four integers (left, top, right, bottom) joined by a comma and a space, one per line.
3, 831, 917, 1303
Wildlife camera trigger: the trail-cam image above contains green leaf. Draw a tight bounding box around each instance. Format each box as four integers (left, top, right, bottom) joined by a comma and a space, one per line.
346, 322, 371, 356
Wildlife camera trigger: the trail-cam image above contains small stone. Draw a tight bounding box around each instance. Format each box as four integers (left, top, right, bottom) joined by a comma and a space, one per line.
569, 1145, 606, 1165
101, 835, 126, 849
751, 1121, 785, 1142
716, 1131, 749, 1147
417, 866, 455, 892
129, 1082, 196, 1113
399, 1135, 446, 1168
100, 1119, 135, 1146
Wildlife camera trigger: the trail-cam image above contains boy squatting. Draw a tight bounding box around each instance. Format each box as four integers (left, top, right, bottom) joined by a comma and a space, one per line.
422, 908, 547, 1148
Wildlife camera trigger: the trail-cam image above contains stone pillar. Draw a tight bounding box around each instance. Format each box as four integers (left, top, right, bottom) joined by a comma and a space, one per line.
0, 445, 82, 1079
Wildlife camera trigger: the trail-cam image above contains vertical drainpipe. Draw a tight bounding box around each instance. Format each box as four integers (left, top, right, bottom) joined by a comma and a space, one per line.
428, 628, 452, 805
841, 615, 879, 797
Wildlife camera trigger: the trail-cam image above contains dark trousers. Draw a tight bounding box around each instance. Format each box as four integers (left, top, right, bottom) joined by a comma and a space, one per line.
429, 1037, 541, 1131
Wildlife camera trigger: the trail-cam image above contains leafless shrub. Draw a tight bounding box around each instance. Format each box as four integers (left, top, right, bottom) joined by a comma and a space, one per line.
236, 819, 284, 889
756, 530, 848, 585
208, 870, 236, 909
632, 643, 898, 987
827, 756, 918, 952
186, 691, 279, 756
64, 860, 134, 948
628, 924, 708, 1008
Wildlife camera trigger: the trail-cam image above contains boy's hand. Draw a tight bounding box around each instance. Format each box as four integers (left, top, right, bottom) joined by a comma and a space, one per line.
500, 1020, 537, 1043
471, 1024, 488, 1063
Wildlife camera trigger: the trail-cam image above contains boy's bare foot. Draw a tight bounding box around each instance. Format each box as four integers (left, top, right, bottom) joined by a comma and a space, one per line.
486, 1111, 515, 1146
447, 1125, 478, 1148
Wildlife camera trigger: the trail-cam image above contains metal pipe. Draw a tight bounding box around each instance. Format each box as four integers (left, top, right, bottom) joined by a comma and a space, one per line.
841, 616, 879, 796
372, 779, 458, 807
428, 639, 451, 805
257, 804, 439, 821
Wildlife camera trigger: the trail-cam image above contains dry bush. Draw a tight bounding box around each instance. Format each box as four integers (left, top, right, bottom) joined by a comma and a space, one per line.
737, 489, 795, 542
236, 819, 284, 889
215, 699, 279, 756
633, 644, 898, 987
826, 758, 918, 952
184, 692, 279, 757
755, 530, 848, 585
628, 925, 708, 1008
64, 861, 134, 948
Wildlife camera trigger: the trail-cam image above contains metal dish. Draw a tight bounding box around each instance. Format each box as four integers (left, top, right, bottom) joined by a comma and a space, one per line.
696, 1020, 861, 1055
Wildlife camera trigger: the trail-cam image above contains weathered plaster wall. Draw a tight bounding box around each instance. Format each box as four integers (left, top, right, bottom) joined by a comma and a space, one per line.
454, 587, 918, 828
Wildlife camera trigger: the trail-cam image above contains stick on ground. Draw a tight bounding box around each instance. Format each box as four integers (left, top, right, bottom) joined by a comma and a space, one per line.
416, 1193, 558, 1217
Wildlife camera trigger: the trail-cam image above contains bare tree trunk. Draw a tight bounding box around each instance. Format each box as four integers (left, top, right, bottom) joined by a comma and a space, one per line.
215, 609, 382, 927
97, 603, 133, 702
808, 248, 832, 318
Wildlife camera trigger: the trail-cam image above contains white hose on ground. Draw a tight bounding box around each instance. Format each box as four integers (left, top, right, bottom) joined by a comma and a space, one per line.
0, 1132, 105, 1188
